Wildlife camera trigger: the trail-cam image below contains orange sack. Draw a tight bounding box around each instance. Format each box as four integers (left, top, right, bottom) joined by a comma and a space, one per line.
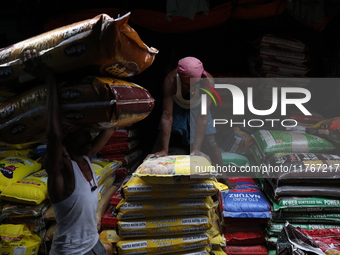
0, 12, 158, 90
0, 76, 155, 144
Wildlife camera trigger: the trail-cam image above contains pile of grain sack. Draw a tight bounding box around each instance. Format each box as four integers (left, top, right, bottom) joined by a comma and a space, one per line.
99, 155, 229, 255
245, 118, 340, 254
0, 11, 157, 255
250, 34, 311, 77
0, 126, 147, 254
213, 71, 340, 253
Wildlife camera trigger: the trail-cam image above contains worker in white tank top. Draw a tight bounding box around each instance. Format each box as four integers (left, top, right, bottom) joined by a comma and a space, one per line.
146, 56, 236, 188
146, 57, 221, 165
21, 49, 115, 255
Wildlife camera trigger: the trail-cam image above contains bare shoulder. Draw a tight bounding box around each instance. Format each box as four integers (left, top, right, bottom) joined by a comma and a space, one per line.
163, 69, 177, 95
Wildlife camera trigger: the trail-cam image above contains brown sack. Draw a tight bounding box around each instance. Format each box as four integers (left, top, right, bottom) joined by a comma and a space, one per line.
0, 12, 158, 90
0, 76, 155, 144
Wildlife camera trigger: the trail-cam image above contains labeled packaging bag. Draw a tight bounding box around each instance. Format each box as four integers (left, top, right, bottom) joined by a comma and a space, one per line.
0, 12, 158, 90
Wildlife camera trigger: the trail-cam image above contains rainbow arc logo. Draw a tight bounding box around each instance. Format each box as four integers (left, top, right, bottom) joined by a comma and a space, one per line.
198, 83, 223, 106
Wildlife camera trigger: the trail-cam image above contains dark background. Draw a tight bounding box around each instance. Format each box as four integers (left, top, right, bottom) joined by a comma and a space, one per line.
1, 0, 340, 154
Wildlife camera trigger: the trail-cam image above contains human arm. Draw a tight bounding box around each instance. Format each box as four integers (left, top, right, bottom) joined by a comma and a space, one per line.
21, 49, 70, 203
145, 72, 176, 159
190, 75, 215, 159
87, 128, 117, 159
21, 50, 63, 173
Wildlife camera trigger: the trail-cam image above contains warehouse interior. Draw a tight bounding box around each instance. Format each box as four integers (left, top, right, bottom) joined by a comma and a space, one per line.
1, 0, 340, 254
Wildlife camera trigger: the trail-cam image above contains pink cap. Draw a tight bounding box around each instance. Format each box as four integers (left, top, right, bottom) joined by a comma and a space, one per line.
177, 57, 207, 83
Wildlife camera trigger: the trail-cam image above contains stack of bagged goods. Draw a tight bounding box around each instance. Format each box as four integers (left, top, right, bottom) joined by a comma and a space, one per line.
98, 125, 144, 177
112, 155, 228, 255
100, 175, 132, 232
250, 34, 311, 77
0, 156, 49, 253
0, 224, 42, 255
89, 158, 121, 202
248, 129, 340, 253
275, 222, 340, 254
0, 155, 121, 254
0, 76, 155, 144
0, 12, 157, 254
221, 177, 271, 255
0, 12, 157, 145
250, 129, 337, 166
0, 141, 40, 159
306, 116, 340, 147
284, 111, 325, 134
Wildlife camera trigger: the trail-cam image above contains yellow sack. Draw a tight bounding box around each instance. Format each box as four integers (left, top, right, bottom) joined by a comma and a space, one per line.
0, 224, 41, 255
116, 233, 210, 254
1, 169, 48, 204
0, 142, 38, 150
99, 229, 120, 243
122, 176, 225, 200
91, 158, 121, 186
0, 149, 35, 159
116, 208, 213, 220
133, 155, 217, 184
117, 215, 212, 238
166, 246, 212, 255
116, 197, 218, 214
212, 247, 227, 255
0, 157, 41, 191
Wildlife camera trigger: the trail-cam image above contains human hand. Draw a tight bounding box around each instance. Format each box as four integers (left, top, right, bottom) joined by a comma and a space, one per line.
190, 150, 211, 163
144, 150, 168, 160
20, 49, 52, 80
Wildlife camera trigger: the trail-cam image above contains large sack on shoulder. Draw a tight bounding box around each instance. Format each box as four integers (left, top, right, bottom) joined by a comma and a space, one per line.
0, 12, 158, 90
0, 76, 155, 144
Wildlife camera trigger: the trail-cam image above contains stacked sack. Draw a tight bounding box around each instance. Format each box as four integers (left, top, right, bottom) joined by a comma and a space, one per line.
110, 155, 228, 255
250, 34, 311, 77
0, 156, 47, 254
275, 222, 340, 254
0, 142, 39, 159
98, 125, 143, 178
0, 12, 157, 145
100, 175, 132, 233
0, 12, 157, 254
248, 128, 340, 253
219, 143, 271, 254
220, 175, 271, 255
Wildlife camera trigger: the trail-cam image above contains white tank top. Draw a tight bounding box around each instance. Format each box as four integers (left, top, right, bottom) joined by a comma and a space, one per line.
49, 156, 99, 255
173, 74, 201, 109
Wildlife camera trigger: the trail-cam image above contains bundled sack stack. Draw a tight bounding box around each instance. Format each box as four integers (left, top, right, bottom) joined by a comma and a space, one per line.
98, 125, 143, 178
0, 142, 40, 159
275, 222, 340, 254
0, 224, 42, 255
100, 175, 132, 233
221, 177, 271, 255
111, 155, 228, 255
248, 129, 340, 253
0, 76, 155, 144
0, 155, 121, 254
250, 34, 311, 77
0, 156, 50, 253
0, 12, 157, 145
0, 13, 157, 253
